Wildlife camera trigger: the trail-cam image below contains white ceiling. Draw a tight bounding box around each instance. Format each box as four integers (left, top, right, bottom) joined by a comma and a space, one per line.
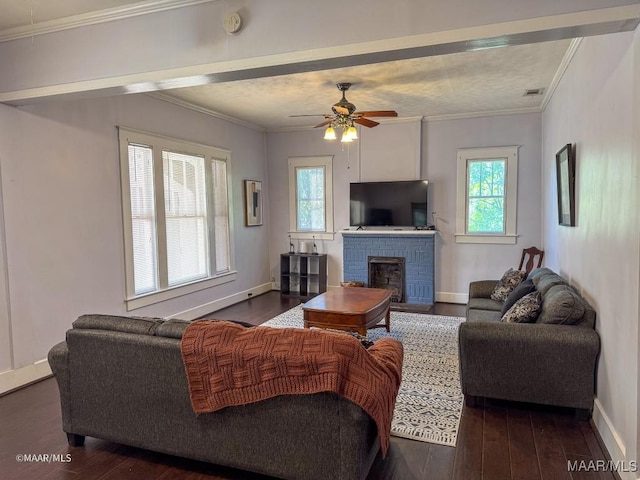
0, 0, 573, 129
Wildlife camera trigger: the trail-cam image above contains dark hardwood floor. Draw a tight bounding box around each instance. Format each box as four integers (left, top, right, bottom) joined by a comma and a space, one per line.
0, 292, 615, 480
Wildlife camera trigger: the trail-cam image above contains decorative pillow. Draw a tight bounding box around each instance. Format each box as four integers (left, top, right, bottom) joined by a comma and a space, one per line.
537, 285, 586, 325
491, 268, 527, 302
501, 291, 542, 323
500, 279, 536, 316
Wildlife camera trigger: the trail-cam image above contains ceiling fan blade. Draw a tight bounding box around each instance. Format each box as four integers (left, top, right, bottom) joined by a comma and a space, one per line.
314, 119, 333, 128
354, 117, 379, 128
354, 110, 398, 117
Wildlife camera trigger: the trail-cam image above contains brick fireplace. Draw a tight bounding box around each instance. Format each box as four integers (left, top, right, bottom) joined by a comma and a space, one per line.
342, 231, 435, 305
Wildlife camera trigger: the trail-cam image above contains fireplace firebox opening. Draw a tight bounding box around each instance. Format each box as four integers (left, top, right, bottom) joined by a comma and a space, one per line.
367, 256, 406, 303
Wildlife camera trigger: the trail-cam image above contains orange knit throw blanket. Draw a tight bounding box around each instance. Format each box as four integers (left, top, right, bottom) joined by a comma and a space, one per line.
180, 320, 403, 455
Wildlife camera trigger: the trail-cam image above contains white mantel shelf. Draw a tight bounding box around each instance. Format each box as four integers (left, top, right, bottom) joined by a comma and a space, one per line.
341, 229, 437, 236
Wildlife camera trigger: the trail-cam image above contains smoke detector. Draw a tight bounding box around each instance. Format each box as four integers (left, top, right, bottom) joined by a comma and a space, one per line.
223, 12, 242, 35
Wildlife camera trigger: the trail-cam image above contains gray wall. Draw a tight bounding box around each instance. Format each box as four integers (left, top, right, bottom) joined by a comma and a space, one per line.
266, 129, 359, 288
424, 113, 543, 301
542, 30, 640, 474
0, 94, 269, 377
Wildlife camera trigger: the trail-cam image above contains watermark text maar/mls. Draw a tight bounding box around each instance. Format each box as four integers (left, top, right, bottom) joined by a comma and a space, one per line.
15, 453, 72, 463
568, 459, 638, 473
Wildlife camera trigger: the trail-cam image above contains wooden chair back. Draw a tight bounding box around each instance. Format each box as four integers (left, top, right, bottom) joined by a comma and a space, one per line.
519, 247, 544, 274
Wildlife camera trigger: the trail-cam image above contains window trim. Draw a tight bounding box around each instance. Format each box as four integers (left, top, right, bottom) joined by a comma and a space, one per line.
288, 156, 335, 241
455, 146, 519, 244
118, 127, 236, 310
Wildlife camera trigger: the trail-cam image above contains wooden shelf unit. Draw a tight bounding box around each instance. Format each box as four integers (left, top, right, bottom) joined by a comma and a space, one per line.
280, 253, 327, 298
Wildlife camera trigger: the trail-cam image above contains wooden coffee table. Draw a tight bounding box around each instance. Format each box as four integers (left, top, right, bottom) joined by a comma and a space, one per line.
302, 287, 392, 336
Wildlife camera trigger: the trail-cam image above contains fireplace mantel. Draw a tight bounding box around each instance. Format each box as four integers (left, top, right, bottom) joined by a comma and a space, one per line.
342, 231, 435, 305
341, 229, 437, 236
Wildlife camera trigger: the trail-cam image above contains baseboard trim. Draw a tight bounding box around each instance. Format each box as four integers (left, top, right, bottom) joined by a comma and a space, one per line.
592, 398, 635, 480
171, 282, 274, 320
0, 359, 52, 396
436, 292, 468, 304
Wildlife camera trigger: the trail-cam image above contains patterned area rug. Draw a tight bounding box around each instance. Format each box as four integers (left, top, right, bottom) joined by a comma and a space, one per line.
261, 306, 465, 447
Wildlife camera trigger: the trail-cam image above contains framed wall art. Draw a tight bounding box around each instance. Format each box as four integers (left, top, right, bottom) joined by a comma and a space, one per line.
244, 180, 263, 226
555, 144, 576, 227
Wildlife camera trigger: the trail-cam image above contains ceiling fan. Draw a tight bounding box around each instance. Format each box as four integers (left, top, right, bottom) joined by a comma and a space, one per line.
291, 83, 398, 142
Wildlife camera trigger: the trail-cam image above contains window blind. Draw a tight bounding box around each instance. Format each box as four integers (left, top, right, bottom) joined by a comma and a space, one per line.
128, 144, 158, 294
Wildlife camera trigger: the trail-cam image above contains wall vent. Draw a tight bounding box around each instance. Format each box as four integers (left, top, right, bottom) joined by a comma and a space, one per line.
523, 88, 545, 97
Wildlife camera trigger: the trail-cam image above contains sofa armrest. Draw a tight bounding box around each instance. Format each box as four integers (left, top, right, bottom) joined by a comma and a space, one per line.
48, 341, 72, 431
458, 322, 600, 409
468, 280, 498, 299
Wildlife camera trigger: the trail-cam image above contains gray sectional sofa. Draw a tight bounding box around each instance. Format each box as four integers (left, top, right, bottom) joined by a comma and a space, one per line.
48, 315, 380, 480
459, 267, 600, 417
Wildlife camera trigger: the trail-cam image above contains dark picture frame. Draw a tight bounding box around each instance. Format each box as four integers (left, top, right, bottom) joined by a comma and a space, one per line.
244, 180, 263, 226
555, 144, 576, 226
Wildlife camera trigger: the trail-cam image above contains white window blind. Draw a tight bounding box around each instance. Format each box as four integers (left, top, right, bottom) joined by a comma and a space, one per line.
128, 144, 157, 295
119, 128, 234, 308
163, 151, 209, 286
212, 158, 230, 273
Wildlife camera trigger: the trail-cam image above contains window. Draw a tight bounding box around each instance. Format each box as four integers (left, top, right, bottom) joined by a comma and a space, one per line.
456, 146, 519, 244
288, 156, 334, 240
119, 128, 234, 309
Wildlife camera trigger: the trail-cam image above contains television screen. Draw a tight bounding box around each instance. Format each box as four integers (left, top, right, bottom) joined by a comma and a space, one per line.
349, 180, 429, 227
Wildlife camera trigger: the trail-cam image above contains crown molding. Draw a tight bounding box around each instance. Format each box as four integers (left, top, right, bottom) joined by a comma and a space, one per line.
0, 0, 215, 43
540, 37, 582, 111
146, 92, 266, 132
424, 106, 541, 122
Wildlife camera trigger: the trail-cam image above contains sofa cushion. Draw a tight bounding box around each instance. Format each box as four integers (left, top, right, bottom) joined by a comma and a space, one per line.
491, 268, 527, 302
533, 273, 568, 296
156, 318, 255, 339
537, 285, 586, 325
527, 267, 555, 282
501, 291, 542, 323
72, 314, 163, 335
468, 297, 503, 312
466, 308, 501, 323
500, 279, 537, 316
155, 319, 191, 338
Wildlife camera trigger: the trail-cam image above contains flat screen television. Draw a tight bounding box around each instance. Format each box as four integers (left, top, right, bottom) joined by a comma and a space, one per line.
349, 180, 429, 227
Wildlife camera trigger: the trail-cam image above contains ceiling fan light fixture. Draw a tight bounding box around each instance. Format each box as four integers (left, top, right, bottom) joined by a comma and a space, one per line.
347, 126, 358, 140
340, 129, 353, 143
324, 126, 336, 140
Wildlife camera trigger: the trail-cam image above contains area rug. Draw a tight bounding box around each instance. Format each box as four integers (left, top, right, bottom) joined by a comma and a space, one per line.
261, 306, 465, 447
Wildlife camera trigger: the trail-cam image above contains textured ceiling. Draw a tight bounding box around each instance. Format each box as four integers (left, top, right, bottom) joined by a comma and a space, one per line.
162, 39, 572, 130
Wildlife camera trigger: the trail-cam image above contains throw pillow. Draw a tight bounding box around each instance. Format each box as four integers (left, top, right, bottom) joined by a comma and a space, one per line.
491, 268, 527, 302
537, 285, 586, 325
500, 279, 536, 316
501, 291, 542, 323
